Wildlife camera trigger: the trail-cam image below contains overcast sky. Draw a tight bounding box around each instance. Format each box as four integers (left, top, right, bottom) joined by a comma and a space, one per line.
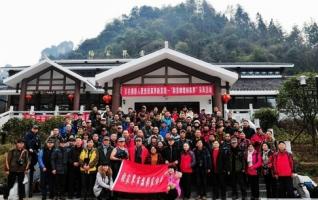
0, 0, 317, 67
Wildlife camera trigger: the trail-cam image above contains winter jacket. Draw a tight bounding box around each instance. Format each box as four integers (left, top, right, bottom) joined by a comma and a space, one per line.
243, 127, 255, 139
210, 148, 223, 174
79, 148, 99, 173
194, 147, 211, 171
51, 147, 68, 174
38, 147, 53, 171
245, 150, 262, 176
223, 147, 245, 173
179, 150, 196, 173
6, 148, 29, 172
93, 172, 113, 197
163, 145, 180, 163
98, 145, 113, 166
272, 151, 294, 177
128, 145, 149, 164
70, 146, 83, 164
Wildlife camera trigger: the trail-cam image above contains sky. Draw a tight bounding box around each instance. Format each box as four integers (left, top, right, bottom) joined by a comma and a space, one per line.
0, 0, 317, 67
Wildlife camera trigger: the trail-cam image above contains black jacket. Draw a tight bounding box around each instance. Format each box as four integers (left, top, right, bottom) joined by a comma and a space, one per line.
243, 127, 255, 139
194, 147, 211, 171
51, 147, 68, 174
97, 144, 114, 166
163, 144, 180, 163
223, 147, 245, 173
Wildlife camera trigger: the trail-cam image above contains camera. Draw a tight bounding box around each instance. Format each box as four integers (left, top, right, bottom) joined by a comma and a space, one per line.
116, 151, 128, 159
17, 159, 24, 166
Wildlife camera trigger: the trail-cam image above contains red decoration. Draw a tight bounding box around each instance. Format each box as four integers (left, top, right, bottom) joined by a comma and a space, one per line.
121, 84, 215, 96
68, 94, 74, 101
25, 94, 32, 102
103, 94, 112, 104
222, 93, 231, 104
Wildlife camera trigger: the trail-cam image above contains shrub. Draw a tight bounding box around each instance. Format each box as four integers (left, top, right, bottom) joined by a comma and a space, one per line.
254, 108, 279, 130
1, 116, 65, 144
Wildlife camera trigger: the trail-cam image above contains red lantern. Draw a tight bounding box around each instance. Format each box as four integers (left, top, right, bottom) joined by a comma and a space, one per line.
68, 94, 74, 101
25, 94, 32, 102
102, 94, 112, 104
222, 93, 231, 104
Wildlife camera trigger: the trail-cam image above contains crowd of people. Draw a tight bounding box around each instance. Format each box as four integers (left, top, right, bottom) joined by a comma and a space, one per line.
3, 105, 295, 200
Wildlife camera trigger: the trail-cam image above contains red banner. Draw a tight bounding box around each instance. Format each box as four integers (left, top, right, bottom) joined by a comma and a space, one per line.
121, 84, 214, 96
112, 160, 168, 193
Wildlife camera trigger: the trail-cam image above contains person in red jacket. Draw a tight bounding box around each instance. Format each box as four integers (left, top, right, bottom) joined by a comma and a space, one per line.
273, 141, 295, 198
246, 144, 262, 200
250, 128, 265, 152
179, 143, 196, 200
128, 137, 149, 164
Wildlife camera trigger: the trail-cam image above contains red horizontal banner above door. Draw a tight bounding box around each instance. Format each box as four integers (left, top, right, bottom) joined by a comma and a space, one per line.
121, 84, 215, 96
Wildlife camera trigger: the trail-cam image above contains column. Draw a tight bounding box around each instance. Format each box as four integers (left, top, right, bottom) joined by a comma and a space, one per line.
214, 79, 222, 114
73, 80, 80, 110
18, 79, 26, 111
112, 78, 121, 112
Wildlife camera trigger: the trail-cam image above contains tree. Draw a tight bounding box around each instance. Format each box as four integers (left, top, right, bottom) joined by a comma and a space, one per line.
254, 108, 279, 131
277, 73, 318, 153
304, 22, 318, 47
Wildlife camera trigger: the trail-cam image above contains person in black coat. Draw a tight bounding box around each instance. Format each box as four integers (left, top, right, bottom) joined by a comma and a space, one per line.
194, 140, 211, 200
38, 139, 55, 200
242, 120, 255, 139
24, 125, 41, 198
225, 138, 247, 200
98, 136, 114, 166
163, 138, 180, 166
210, 140, 226, 200
51, 139, 68, 200
68, 137, 83, 199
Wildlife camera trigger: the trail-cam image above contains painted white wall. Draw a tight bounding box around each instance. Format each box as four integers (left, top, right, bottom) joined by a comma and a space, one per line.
122, 96, 213, 114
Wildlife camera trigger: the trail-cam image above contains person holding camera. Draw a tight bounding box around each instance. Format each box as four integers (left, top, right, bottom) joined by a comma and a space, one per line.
110, 137, 129, 179
24, 124, 41, 197
4, 139, 29, 200
79, 138, 99, 200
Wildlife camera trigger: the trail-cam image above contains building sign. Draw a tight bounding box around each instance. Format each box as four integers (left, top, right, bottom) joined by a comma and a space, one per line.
121, 84, 215, 96
112, 160, 168, 193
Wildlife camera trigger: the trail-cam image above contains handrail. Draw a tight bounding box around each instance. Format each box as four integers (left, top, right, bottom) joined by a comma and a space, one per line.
0, 110, 13, 119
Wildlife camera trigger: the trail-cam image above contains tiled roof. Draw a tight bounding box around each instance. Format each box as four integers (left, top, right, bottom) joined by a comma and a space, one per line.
231, 78, 284, 91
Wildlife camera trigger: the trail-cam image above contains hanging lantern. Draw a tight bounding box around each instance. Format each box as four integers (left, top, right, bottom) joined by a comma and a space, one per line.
68, 93, 74, 101
222, 93, 231, 104
102, 94, 112, 104
25, 94, 32, 102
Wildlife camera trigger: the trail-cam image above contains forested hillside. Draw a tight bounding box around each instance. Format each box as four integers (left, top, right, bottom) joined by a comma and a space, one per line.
58, 0, 318, 73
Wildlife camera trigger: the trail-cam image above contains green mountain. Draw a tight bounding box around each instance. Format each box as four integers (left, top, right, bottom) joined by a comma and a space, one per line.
59, 0, 318, 73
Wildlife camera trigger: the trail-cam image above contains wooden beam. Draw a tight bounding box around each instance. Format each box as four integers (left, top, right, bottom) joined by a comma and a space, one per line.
120, 59, 220, 84
143, 75, 190, 79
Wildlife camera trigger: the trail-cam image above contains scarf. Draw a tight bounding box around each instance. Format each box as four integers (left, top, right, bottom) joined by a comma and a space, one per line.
247, 150, 254, 167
